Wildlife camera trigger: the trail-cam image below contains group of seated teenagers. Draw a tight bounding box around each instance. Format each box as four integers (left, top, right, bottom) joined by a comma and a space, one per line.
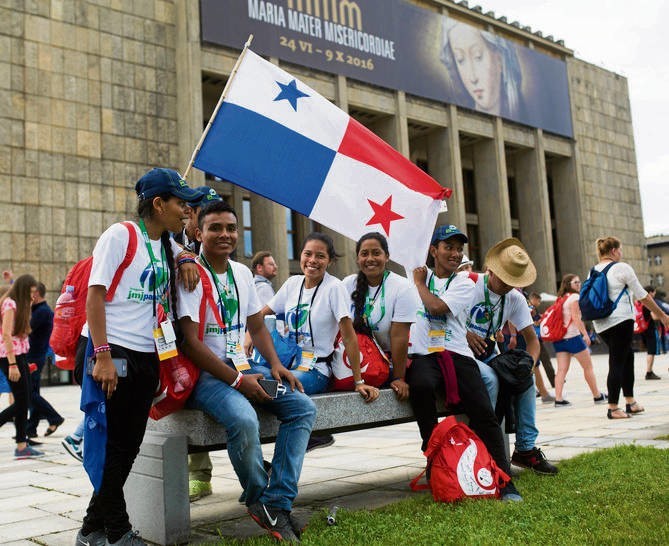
78, 167, 558, 545
171, 193, 560, 541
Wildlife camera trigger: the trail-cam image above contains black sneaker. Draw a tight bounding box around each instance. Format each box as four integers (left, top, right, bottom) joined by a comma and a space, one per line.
645, 371, 661, 380
554, 399, 571, 407
500, 481, 523, 502
248, 502, 300, 542
288, 512, 307, 539
593, 393, 608, 404
306, 434, 335, 452
512, 448, 558, 475
105, 530, 146, 546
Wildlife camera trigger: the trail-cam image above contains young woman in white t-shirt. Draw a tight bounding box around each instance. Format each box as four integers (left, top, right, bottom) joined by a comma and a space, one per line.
0, 274, 39, 459
342, 232, 416, 400
591, 237, 669, 419
552, 274, 606, 407
261, 233, 379, 402
80, 168, 200, 546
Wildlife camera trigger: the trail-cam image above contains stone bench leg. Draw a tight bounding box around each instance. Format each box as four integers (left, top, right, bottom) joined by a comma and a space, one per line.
125, 431, 190, 545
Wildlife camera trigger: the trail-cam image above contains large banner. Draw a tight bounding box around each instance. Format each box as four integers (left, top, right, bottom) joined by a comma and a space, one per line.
201, 0, 573, 138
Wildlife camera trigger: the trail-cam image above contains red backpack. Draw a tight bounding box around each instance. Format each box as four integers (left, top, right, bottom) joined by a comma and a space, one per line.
50, 222, 137, 369
150, 264, 223, 420
410, 416, 510, 502
539, 296, 571, 342
633, 301, 649, 334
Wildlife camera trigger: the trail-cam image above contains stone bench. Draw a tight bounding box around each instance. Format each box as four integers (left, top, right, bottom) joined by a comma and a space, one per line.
125, 390, 502, 544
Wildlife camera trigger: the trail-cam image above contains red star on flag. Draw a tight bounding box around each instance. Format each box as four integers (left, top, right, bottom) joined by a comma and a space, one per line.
365, 195, 404, 236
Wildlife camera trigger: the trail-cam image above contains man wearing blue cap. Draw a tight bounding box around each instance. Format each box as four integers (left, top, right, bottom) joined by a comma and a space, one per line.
409, 224, 523, 502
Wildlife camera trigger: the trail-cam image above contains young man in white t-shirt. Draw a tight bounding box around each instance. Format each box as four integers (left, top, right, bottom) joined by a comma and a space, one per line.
465, 238, 557, 475
177, 201, 315, 543
409, 225, 522, 501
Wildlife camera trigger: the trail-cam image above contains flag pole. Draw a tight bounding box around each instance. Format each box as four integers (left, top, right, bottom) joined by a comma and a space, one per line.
182, 34, 254, 180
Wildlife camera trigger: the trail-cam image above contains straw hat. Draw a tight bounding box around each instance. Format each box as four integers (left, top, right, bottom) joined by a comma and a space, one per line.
484, 238, 536, 288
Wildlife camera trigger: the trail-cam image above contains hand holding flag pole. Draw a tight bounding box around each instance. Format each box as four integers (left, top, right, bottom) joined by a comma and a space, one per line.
186, 43, 451, 274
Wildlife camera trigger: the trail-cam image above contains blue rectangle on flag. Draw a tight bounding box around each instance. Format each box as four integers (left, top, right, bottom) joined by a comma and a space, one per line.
193, 103, 336, 216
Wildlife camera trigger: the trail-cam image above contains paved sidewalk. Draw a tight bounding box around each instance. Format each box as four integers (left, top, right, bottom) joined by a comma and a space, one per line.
1, 352, 668, 544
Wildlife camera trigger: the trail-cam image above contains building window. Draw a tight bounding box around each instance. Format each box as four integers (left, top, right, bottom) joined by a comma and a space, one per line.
242, 198, 252, 258
508, 177, 519, 220
657, 274, 665, 286
655, 255, 662, 266
463, 169, 477, 214
286, 209, 298, 260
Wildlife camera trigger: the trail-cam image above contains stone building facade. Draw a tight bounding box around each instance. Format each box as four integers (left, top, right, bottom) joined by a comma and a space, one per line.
646, 235, 669, 289
1, 0, 648, 298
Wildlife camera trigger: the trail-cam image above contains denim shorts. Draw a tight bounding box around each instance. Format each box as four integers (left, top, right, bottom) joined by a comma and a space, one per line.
553, 335, 587, 354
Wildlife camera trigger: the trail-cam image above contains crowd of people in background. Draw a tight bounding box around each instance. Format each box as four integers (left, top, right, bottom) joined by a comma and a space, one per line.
2, 171, 668, 545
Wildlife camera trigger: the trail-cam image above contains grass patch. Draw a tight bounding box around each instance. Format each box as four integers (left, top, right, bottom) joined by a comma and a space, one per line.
654, 434, 669, 441
209, 445, 668, 545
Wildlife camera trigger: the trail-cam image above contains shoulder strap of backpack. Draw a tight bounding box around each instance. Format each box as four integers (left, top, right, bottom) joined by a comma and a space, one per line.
105, 221, 138, 302
600, 262, 629, 305
198, 264, 225, 340
409, 467, 430, 491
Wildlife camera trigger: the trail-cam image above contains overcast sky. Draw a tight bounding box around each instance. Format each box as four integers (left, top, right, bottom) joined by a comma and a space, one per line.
483, 0, 668, 236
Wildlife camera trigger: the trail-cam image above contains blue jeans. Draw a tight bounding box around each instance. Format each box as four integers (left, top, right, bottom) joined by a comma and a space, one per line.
290, 368, 330, 395
189, 366, 316, 511
476, 360, 538, 452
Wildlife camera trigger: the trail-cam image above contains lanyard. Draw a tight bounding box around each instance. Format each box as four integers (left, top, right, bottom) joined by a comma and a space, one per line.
364, 270, 389, 330
428, 271, 455, 297
138, 219, 169, 318
483, 274, 505, 338
199, 255, 241, 335
296, 277, 322, 348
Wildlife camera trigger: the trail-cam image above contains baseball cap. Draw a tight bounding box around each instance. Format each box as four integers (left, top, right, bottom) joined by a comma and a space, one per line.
431, 224, 468, 246
188, 186, 223, 208
135, 168, 200, 201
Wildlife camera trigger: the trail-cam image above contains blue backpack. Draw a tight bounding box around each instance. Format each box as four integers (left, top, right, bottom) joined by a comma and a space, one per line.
579, 262, 627, 321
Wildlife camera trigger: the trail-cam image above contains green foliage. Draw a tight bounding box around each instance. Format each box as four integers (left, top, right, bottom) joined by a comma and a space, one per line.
208, 446, 669, 545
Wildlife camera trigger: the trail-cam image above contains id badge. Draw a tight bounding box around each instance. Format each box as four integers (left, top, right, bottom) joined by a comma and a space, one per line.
160, 320, 176, 343
297, 349, 316, 371
227, 339, 251, 371
427, 329, 446, 353
153, 327, 178, 361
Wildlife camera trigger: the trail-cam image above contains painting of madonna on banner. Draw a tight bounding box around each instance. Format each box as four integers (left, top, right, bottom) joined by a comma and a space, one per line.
438, 14, 572, 136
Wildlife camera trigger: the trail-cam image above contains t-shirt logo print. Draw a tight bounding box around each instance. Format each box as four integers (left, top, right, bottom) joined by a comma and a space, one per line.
219, 290, 238, 325
139, 262, 167, 292
286, 303, 309, 335
466, 302, 490, 335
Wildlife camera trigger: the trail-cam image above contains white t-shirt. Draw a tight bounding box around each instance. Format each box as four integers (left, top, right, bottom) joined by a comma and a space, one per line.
562, 293, 581, 339
268, 272, 350, 377
177, 259, 262, 360
88, 222, 180, 352
342, 271, 417, 353
465, 275, 533, 357
254, 275, 275, 307
591, 261, 647, 333
409, 270, 475, 358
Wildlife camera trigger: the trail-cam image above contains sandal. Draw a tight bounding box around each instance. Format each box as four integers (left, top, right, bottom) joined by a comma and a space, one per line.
607, 408, 630, 419
625, 402, 645, 414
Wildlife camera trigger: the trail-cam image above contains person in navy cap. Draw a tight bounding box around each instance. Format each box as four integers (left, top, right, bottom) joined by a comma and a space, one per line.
408, 225, 524, 502
76, 168, 200, 546
175, 185, 224, 254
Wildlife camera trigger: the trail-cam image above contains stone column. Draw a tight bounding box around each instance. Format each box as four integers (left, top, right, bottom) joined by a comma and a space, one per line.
472, 118, 511, 257
175, 0, 204, 185
514, 129, 557, 293
427, 105, 465, 231
250, 196, 290, 286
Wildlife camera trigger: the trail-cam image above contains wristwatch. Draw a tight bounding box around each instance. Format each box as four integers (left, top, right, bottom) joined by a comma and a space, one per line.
354, 379, 365, 385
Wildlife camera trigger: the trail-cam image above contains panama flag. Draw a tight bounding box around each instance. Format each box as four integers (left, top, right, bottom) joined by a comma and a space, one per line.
192, 49, 450, 272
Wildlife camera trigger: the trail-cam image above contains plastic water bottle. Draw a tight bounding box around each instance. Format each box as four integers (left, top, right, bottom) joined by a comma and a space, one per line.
55, 285, 76, 318
51, 286, 76, 354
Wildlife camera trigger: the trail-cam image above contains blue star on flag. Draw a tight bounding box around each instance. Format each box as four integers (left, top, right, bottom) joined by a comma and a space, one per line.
274, 79, 309, 111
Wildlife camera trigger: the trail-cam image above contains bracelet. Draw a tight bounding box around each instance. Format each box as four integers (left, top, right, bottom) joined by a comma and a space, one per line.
94, 344, 111, 354
9, 363, 17, 367
354, 379, 365, 385
231, 371, 244, 390
177, 257, 196, 267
